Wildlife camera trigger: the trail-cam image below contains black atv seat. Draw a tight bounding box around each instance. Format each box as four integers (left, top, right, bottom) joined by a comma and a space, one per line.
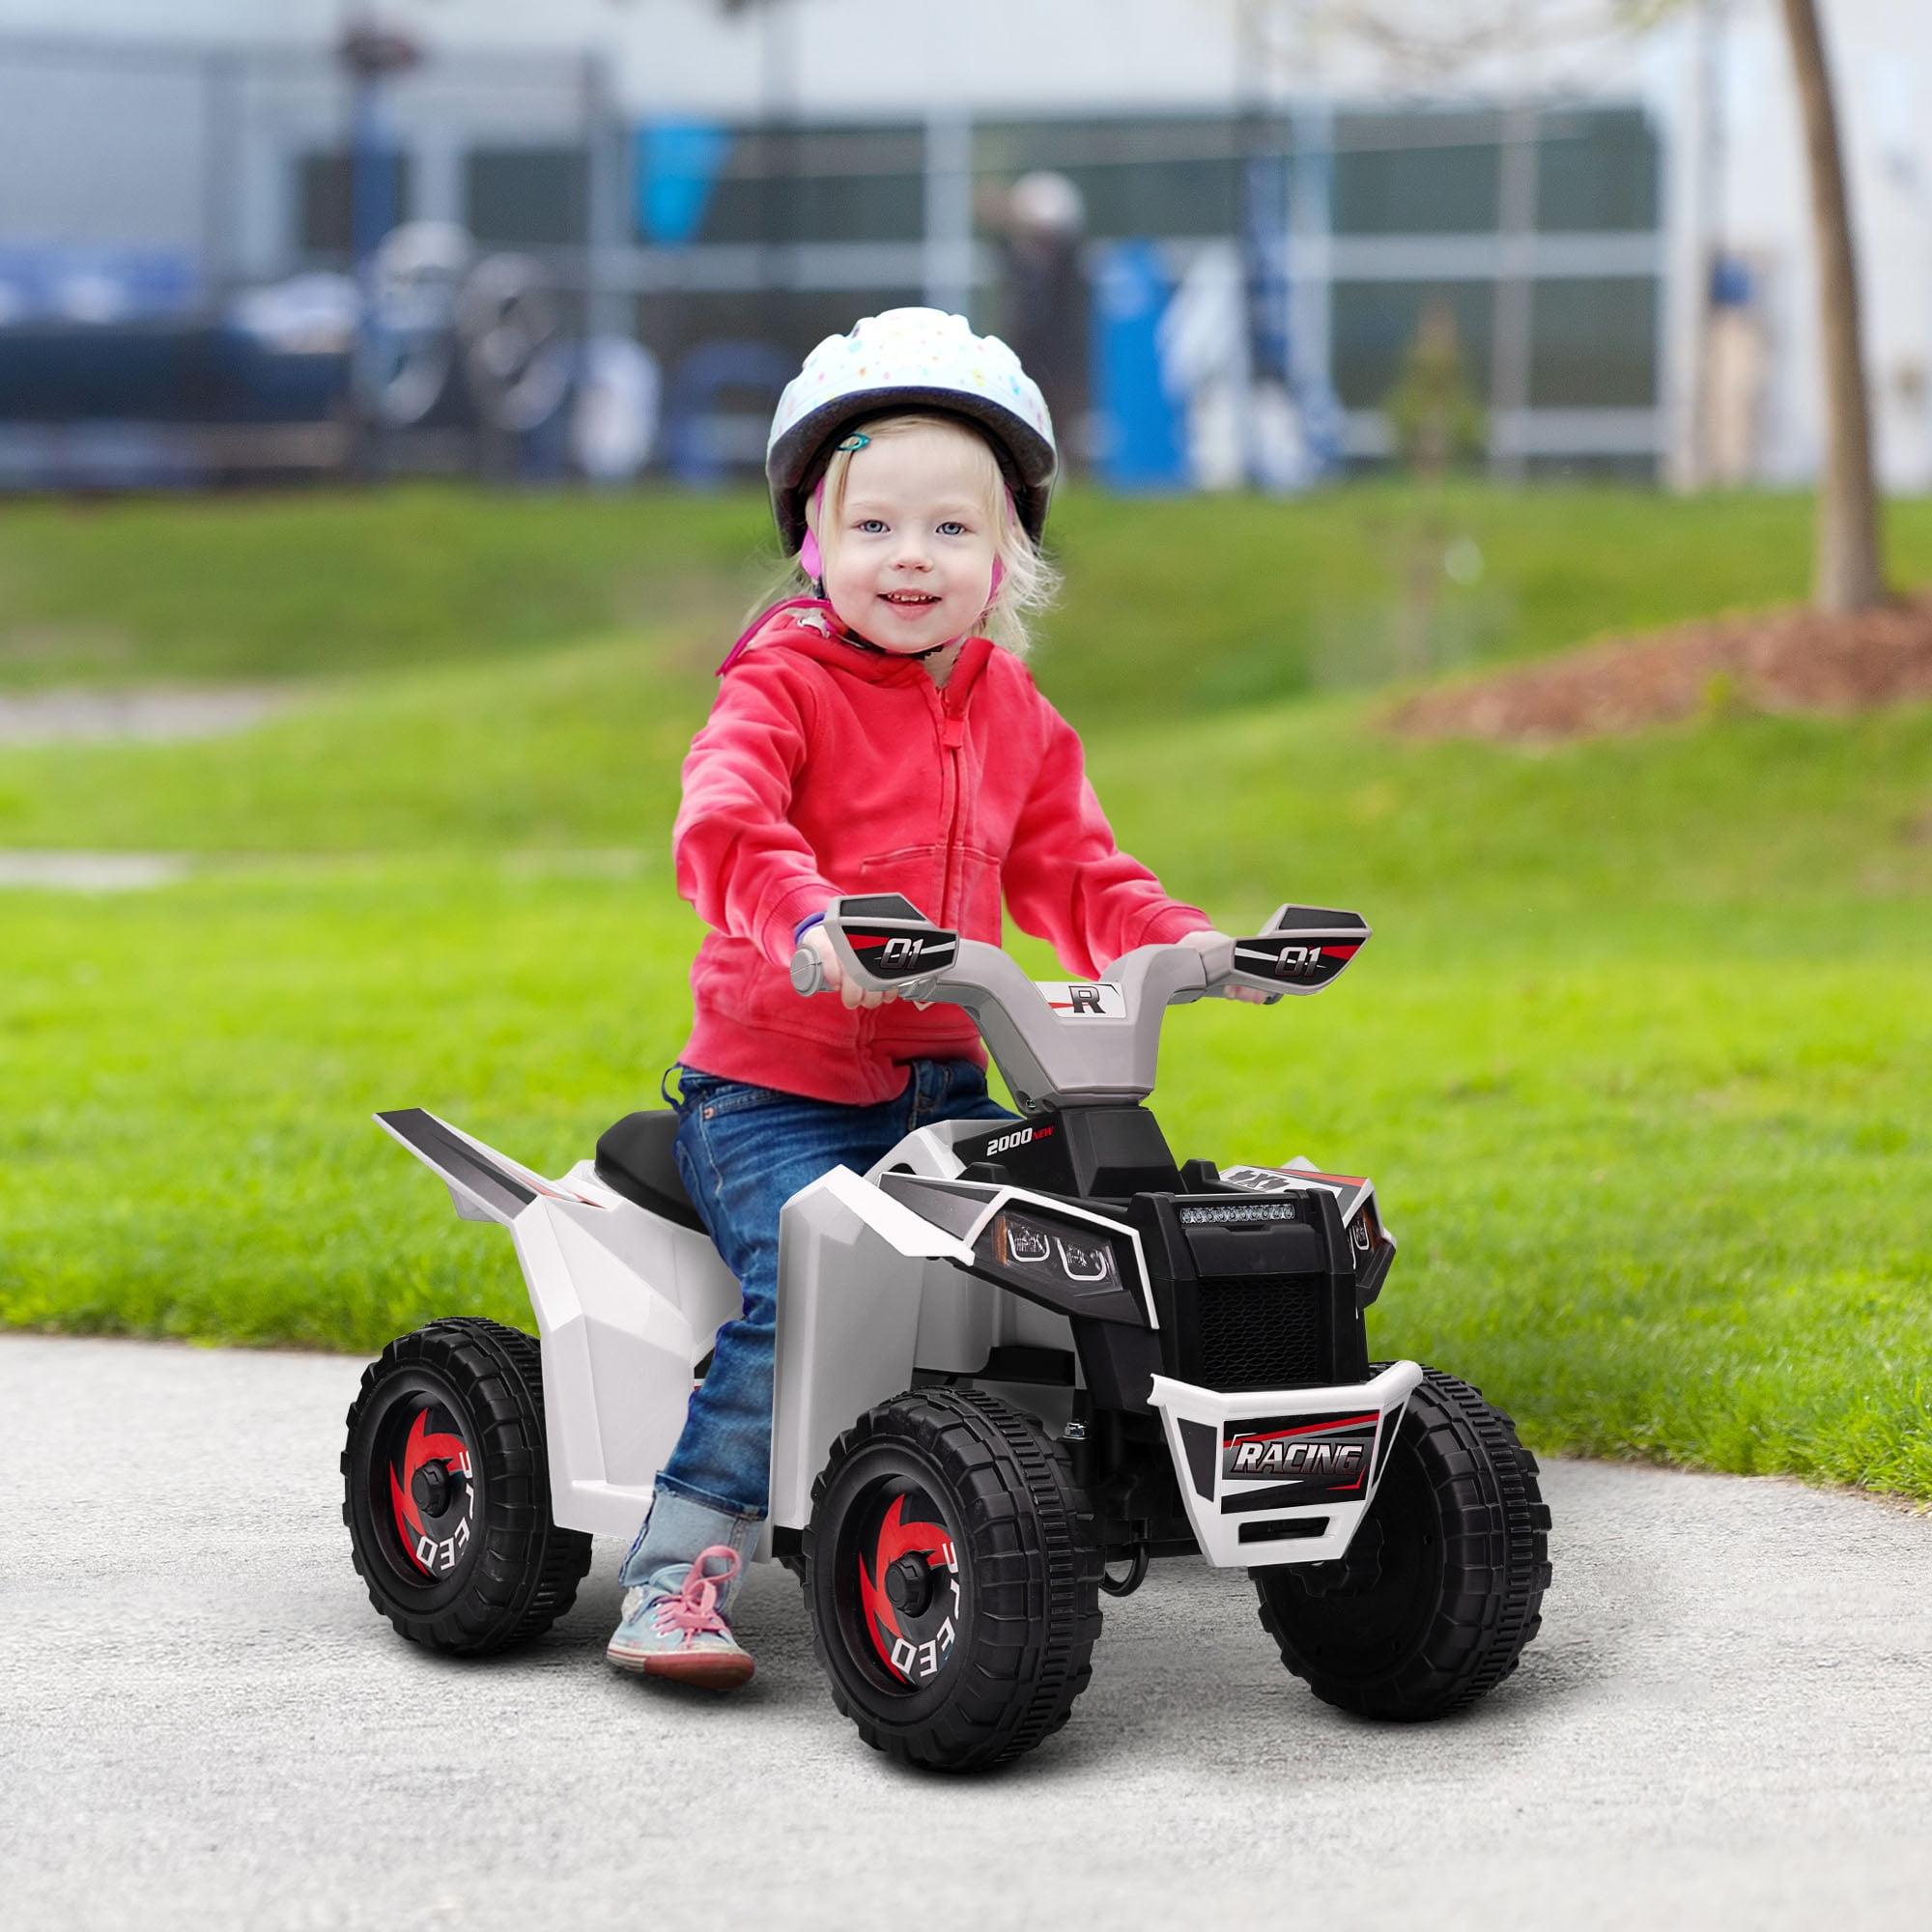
594, 1110, 708, 1232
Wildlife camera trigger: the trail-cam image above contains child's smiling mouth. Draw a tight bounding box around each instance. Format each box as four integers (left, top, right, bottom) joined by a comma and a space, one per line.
880, 591, 940, 608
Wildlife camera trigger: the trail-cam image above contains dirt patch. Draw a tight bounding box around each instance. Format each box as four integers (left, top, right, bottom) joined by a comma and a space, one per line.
0, 686, 290, 746
1386, 592, 1932, 743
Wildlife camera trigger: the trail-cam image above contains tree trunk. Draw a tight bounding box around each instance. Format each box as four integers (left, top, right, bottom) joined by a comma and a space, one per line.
1779, 0, 1885, 611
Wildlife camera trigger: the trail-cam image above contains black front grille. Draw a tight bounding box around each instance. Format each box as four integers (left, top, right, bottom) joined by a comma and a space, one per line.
1192, 1278, 1324, 1392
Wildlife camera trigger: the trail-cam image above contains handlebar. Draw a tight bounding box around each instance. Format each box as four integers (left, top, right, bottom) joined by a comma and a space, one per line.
784, 895, 1369, 1112
788, 946, 827, 998
788, 937, 944, 1004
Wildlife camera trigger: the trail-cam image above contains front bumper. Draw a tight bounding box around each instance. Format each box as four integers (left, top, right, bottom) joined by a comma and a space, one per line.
1147, 1360, 1424, 1569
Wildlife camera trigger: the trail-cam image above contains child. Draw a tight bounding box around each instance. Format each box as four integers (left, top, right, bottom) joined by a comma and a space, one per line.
608, 307, 1249, 1689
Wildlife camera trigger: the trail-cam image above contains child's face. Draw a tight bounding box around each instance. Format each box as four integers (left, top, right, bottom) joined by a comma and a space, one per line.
815, 426, 999, 653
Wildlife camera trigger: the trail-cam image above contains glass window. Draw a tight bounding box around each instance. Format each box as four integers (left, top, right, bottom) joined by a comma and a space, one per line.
1527, 276, 1659, 408
1333, 111, 1502, 236
973, 115, 1254, 240
974, 114, 1251, 175
1535, 107, 1660, 233
694, 125, 925, 245
638, 286, 926, 480
465, 148, 587, 248
695, 115, 1260, 248
1525, 452, 1660, 481
1330, 280, 1496, 411
297, 150, 413, 258
637, 286, 925, 373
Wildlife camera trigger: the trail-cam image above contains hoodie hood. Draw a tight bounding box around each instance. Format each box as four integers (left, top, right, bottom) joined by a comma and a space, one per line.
718, 597, 994, 701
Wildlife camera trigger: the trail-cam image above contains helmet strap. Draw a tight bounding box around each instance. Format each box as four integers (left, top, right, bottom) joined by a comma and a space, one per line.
839, 624, 954, 663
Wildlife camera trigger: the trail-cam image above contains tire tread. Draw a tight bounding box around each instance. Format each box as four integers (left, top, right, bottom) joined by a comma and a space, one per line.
1254, 1365, 1551, 1720
342, 1317, 594, 1656
804, 1386, 1103, 1772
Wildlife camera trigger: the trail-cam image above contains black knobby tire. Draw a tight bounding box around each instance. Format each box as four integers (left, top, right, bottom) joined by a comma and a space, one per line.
342, 1317, 593, 1655
1252, 1365, 1552, 1720
803, 1386, 1103, 1773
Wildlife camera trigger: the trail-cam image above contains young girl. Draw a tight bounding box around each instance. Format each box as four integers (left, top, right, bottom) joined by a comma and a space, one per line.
608, 307, 1249, 1689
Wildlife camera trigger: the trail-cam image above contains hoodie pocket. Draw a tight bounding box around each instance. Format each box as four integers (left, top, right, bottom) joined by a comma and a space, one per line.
950, 843, 1004, 942
853, 843, 945, 923
854, 841, 1006, 938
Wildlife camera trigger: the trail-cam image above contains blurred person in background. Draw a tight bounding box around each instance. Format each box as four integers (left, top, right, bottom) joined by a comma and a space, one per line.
991, 171, 1093, 474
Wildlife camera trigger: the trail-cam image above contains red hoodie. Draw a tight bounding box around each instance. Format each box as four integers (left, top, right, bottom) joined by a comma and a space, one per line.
673, 604, 1210, 1104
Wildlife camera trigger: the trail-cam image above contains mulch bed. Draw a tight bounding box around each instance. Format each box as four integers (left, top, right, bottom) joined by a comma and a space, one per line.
1385, 592, 1932, 744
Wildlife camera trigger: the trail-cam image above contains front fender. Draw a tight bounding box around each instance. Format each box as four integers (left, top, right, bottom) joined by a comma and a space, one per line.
766, 1165, 972, 1531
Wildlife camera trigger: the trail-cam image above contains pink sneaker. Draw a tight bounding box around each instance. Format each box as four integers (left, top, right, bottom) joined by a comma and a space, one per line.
606, 1545, 753, 1690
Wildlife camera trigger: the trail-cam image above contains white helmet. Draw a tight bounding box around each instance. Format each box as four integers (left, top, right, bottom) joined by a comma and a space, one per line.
765, 306, 1057, 554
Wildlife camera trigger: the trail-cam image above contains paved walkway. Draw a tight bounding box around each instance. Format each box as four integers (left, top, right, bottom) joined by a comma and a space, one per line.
4, 1333, 1928, 1929
0, 686, 287, 745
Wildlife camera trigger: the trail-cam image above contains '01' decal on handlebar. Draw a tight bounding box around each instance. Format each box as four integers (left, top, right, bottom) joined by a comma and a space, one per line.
1232, 936, 1361, 985
844, 927, 960, 980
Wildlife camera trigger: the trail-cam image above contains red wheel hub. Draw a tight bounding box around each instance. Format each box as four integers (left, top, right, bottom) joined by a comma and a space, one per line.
856, 1492, 959, 1683
387, 1406, 473, 1577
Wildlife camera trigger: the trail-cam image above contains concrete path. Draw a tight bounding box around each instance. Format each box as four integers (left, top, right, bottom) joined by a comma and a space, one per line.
0, 686, 288, 745
0, 852, 189, 890
3, 1333, 1927, 1930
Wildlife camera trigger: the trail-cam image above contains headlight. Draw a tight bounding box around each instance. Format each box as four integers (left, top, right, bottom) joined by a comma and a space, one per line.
992, 1208, 1119, 1287
966, 1205, 1151, 1324
1350, 1204, 1378, 1262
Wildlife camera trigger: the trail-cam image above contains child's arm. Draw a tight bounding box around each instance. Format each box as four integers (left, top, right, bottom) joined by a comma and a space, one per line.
672, 661, 843, 969
1002, 696, 1212, 980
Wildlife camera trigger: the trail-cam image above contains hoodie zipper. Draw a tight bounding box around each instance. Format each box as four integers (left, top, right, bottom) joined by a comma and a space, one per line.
935, 696, 968, 926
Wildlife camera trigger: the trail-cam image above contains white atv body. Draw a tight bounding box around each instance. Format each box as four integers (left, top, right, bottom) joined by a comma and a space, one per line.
374, 898, 1413, 1571
348, 895, 1550, 1769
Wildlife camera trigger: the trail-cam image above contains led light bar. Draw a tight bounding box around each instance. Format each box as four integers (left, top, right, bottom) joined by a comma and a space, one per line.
1178, 1202, 1301, 1226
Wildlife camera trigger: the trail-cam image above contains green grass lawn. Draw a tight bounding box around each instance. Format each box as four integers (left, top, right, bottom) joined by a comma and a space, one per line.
10, 479, 1932, 715
2, 484, 1927, 1499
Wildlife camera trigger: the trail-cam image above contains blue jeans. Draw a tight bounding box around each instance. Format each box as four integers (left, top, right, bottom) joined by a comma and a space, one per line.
655, 1058, 1015, 1523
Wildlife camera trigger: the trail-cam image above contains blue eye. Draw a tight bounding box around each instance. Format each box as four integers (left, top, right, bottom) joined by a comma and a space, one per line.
937, 521, 968, 537
856, 518, 888, 534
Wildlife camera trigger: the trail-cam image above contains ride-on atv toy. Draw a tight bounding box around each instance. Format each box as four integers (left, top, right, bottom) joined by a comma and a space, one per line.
345, 895, 1551, 1771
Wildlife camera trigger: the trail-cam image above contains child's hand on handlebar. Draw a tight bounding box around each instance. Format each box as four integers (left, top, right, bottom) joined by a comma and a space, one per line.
801, 923, 911, 1010
1177, 927, 1272, 1004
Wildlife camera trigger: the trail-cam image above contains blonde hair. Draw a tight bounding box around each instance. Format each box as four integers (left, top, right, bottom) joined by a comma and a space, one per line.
757, 411, 1059, 658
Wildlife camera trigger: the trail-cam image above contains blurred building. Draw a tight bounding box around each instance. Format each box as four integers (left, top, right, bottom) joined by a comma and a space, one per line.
0, 0, 1925, 493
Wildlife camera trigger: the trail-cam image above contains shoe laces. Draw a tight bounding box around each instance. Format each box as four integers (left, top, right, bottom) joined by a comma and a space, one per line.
653, 1544, 742, 1643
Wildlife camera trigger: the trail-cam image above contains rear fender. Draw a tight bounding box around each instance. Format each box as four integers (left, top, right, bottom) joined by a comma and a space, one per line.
373, 1107, 746, 1543
374, 1107, 607, 1226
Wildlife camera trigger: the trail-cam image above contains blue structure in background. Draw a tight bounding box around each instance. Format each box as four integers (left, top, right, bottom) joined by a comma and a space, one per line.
1282, 136, 1344, 480
635, 120, 733, 245
1240, 142, 1341, 487
1091, 241, 1185, 491
1241, 153, 1293, 393
349, 87, 401, 270
663, 339, 793, 485
0, 245, 200, 324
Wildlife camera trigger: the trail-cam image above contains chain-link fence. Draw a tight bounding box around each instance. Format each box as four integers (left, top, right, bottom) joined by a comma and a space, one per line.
0, 29, 1666, 489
